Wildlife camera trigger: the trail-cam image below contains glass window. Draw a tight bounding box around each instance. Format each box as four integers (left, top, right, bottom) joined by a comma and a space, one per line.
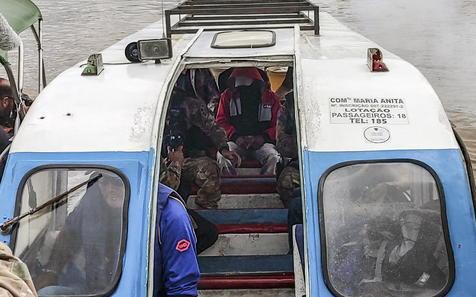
14, 168, 128, 296
211, 30, 276, 48
321, 162, 452, 297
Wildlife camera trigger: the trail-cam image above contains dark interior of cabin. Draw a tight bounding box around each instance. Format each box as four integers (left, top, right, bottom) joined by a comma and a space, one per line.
159, 65, 303, 294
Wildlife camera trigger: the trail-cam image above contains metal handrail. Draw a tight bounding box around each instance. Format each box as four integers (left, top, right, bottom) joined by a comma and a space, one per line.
165, 0, 319, 37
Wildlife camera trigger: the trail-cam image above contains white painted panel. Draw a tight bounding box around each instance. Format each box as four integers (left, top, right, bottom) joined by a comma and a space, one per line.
200, 233, 288, 256
184, 29, 295, 58
299, 58, 457, 152
11, 21, 193, 153
297, 13, 458, 152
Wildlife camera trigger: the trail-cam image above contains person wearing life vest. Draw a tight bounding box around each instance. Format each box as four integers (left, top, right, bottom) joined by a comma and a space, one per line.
154, 183, 200, 297
216, 67, 281, 175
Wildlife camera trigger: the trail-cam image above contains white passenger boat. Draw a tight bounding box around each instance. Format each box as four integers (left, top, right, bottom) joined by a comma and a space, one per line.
0, 0, 475, 296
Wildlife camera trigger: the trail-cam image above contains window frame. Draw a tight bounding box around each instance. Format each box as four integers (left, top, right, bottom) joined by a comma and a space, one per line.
317, 159, 455, 297
11, 164, 131, 297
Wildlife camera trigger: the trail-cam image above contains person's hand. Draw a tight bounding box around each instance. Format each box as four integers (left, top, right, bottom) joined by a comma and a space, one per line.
251, 135, 265, 149
275, 87, 289, 103
236, 136, 249, 149
221, 149, 241, 167
35, 270, 58, 289
168, 145, 184, 166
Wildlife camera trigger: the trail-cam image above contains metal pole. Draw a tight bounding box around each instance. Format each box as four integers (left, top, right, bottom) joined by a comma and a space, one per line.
314, 6, 320, 35
17, 40, 24, 93
165, 10, 172, 38
31, 21, 46, 91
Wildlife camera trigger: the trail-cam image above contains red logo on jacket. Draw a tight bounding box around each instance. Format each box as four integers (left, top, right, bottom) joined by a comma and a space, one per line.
176, 239, 191, 252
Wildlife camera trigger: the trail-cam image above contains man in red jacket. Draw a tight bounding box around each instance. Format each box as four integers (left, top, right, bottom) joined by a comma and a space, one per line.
216, 67, 281, 175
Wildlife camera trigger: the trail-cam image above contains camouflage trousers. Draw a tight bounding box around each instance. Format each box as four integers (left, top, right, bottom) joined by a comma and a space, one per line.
0, 243, 37, 297
182, 156, 221, 208
276, 166, 300, 207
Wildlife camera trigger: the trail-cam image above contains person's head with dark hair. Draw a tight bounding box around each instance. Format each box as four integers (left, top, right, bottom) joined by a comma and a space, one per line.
0, 84, 14, 120
97, 174, 125, 209
0, 78, 9, 87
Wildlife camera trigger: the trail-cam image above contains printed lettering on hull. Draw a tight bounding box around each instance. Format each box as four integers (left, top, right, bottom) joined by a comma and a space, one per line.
329, 97, 409, 125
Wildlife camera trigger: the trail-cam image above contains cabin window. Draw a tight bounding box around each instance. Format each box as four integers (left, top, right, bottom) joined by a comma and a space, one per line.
211, 30, 276, 48
320, 162, 453, 297
14, 167, 128, 296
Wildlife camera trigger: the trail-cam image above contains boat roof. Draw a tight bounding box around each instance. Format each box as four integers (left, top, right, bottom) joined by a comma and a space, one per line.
10, 12, 458, 155
11, 21, 193, 153
298, 14, 457, 152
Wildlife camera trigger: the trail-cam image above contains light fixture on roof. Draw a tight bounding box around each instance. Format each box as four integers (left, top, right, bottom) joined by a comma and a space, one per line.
367, 48, 389, 72
125, 38, 172, 63
81, 54, 104, 76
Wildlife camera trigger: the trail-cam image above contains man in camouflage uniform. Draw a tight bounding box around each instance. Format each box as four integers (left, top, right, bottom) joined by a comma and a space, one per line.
160, 145, 219, 253
0, 242, 37, 297
276, 91, 300, 207
175, 69, 221, 115
164, 88, 240, 209
159, 147, 184, 191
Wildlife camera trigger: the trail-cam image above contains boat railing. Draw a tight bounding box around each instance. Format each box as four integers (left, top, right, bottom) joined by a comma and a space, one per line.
164, 0, 319, 37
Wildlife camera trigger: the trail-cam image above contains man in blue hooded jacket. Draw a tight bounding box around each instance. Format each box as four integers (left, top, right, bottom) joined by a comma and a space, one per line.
154, 183, 200, 297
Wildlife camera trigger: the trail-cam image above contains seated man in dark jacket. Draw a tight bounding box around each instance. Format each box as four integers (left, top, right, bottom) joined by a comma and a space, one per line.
216, 67, 281, 175
0, 84, 14, 149
36, 173, 127, 295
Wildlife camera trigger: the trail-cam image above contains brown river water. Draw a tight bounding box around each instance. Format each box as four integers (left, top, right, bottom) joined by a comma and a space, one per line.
8, 0, 476, 179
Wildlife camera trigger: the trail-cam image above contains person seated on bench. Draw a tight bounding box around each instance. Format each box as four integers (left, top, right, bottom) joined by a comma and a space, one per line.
216, 67, 281, 175
165, 87, 240, 209
175, 69, 221, 115
0, 84, 14, 148
160, 147, 219, 254
273, 67, 300, 207
217, 67, 271, 93
276, 91, 300, 207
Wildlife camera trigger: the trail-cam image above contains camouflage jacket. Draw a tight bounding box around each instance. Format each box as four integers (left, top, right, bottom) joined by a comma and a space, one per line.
175, 95, 229, 155
0, 243, 37, 297
159, 158, 182, 190
175, 69, 220, 115
276, 94, 298, 160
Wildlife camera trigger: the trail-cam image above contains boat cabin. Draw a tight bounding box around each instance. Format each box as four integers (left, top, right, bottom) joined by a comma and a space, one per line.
0, 1, 475, 297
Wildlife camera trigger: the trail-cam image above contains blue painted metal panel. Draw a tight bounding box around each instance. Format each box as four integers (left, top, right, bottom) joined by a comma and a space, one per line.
302, 149, 476, 297
0, 151, 155, 297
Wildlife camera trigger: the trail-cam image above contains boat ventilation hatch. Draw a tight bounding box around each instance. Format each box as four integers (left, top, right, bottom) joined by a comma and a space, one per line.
211, 30, 276, 49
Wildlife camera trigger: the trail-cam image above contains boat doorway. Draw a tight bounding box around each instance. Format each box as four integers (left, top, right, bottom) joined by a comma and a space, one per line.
158, 63, 304, 297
